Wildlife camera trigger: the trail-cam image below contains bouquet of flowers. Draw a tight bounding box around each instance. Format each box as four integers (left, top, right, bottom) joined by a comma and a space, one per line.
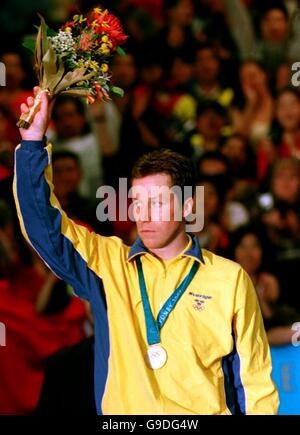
17, 7, 128, 129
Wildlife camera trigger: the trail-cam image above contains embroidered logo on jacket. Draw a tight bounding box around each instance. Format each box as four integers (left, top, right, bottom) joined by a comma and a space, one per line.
188, 292, 212, 311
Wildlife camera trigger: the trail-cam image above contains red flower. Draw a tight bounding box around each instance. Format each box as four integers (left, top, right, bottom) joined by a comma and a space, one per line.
104, 14, 128, 49
88, 10, 127, 50
87, 94, 95, 104
94, 83, 103, 99
79, 32, 94, 51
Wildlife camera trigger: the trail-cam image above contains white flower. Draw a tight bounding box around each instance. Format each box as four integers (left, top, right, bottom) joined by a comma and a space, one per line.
49, 31, 75, 55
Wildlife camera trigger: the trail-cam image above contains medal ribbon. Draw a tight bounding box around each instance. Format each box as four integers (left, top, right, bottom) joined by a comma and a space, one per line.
136, 257, 199, 346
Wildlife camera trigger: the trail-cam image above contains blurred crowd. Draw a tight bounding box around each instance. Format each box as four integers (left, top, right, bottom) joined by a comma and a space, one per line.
1, 0, 300, 414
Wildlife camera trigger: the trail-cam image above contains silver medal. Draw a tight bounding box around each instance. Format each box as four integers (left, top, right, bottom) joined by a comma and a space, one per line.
146, 345, 167, 370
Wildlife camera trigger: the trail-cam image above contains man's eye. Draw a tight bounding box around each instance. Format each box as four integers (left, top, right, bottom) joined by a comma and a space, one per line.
133, 200, 142, 208
151, 200, 162, 207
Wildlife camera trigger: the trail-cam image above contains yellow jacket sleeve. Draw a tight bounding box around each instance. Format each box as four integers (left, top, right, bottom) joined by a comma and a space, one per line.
232, 267, 280, 414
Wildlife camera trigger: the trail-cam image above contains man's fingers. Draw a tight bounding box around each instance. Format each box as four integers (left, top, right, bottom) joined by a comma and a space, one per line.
39, 90, 49, 119
27, 96, 34, 107
20, 103, 29, 114
34, 86, 41, 97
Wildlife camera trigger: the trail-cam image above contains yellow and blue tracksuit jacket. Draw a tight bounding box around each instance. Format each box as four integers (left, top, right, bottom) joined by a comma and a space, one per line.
13, 139, 279, 415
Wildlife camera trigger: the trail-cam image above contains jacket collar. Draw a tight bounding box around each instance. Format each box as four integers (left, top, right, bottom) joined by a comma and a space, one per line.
127, 233, 205, 264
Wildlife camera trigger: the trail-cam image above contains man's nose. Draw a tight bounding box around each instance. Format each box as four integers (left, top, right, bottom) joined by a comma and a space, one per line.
138, 202, 152, 222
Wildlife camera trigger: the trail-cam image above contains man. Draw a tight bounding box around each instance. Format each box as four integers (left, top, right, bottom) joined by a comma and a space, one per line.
14, 88, 279, 414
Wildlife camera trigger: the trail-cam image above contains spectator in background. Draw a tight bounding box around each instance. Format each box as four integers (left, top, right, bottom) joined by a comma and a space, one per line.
231, 61, 274, 143
256, 2, 300, 77
50, 96, 103, 199
111, 52, 139, 115
198, 0, 254, 65
192, 176, 228, 254
112, 51, 165, 178
111, 51, 142, 177
221, 133, 258, 209
121, 5, 158, 54
221, 133, 257, 182
230, 224, 300, 346
197, 151, 249, 232
141, 50, 196, 152
224, 0, 300, 83
0, 50, 32, 135
87, 97, 121, 189
273, 87, 300, 158
126, 0, 164, 25
169, 50, 195, 91
260, 158, 300, 311
149, 0, 196, 73
132, 52, 165, 123
52, 150, 112, 236
193, 0, 239, 66
188, 42, 234, 108
198, 150, 230, 177
257, 87, 300, 182
186, 100, 229, 158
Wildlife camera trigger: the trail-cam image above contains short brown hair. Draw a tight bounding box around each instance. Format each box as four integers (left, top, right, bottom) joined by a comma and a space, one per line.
131, 149, 196, 196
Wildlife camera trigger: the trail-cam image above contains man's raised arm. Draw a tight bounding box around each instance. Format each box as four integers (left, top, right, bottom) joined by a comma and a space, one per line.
13, 88, 119, 300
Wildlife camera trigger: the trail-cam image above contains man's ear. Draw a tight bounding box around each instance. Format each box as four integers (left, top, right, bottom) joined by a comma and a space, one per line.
183, 197, 194, 219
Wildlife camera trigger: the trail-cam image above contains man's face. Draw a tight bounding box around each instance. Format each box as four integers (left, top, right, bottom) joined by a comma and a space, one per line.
131, 173, 188, 251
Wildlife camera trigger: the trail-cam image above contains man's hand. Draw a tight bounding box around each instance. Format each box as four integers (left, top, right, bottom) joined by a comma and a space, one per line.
19, 86, 50, 141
